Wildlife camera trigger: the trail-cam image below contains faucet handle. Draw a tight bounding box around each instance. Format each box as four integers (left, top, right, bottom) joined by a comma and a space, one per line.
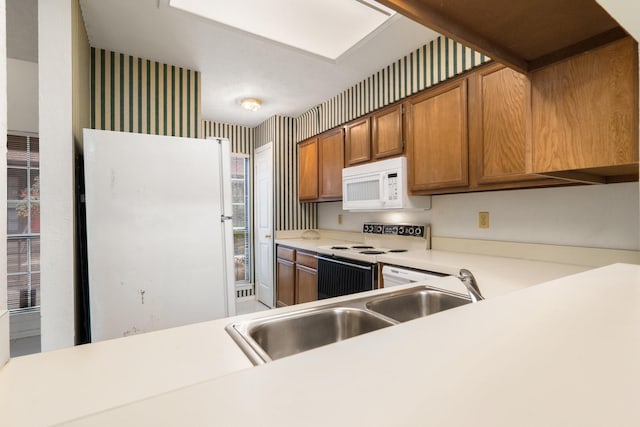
457, 269, 484, 303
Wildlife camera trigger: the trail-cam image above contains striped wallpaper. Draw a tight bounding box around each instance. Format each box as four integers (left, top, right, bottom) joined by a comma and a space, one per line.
201, 120, 254, 155
297, 36, 490, 141
90, 47, 201, 138
255, 116, 318, 231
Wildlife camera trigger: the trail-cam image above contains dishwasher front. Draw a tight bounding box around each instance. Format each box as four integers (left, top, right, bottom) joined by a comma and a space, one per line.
381, 265, 445, 287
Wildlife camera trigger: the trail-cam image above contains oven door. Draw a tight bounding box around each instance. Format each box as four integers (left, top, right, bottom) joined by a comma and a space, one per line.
317, 255, 376, 300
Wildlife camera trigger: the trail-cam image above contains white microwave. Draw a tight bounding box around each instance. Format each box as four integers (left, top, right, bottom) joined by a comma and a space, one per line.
342, 157, 431, 211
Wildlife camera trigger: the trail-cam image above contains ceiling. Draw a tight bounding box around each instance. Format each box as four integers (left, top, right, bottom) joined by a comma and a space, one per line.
79, 0, 439, 127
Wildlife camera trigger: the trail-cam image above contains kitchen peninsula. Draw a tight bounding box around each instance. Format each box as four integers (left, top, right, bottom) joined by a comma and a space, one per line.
2, 260, 639, 426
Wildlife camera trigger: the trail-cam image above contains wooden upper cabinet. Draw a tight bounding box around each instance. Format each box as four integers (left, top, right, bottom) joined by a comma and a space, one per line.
406, 78, 468, 192
372, 104, 403, 160
376, 0, 624, 73
345, 117, 371, 166
298, 137, 319, 201
468, 63, 542, 186
530, 37, 639, 183
318, 128, 344, 200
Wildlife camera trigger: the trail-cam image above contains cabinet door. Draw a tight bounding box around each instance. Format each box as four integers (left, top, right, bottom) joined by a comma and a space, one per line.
531, 37, 638, 176
276, 259, 295, 307
406, 79, 468, 192
469, 63, 542, 186
372, 104, 403, 159
345, 118, 371, 166
318, 128, 344, 200
298, 137, 319, 201
295, 264, 317, 304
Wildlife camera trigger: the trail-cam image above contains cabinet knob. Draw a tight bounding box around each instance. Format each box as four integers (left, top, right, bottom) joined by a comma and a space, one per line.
265, 234, 272, 238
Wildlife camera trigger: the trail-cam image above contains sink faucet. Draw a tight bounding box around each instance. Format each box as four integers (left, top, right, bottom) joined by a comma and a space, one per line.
457, 269, 484, 303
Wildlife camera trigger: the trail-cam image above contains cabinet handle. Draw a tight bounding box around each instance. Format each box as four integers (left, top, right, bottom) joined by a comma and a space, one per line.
265, 234, 272, 238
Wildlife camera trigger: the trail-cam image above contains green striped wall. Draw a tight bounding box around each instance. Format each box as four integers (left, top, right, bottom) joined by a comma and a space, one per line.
90, 47, 201, 138
296, 36, 490, 141
201, 120, 254, 155
255, 116, 318, 231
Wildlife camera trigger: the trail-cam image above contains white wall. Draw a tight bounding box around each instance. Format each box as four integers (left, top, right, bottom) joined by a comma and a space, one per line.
39, 0, 75, 351
0, 0, 9, 368
7, 58, 38, 133
319, 182, 640, 250
596, 1, 640, 42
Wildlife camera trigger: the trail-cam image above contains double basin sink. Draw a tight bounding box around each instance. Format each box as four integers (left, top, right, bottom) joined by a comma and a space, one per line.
226, 285, 471, 365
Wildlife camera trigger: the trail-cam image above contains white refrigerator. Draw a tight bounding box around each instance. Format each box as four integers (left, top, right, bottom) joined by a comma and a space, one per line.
83, 129, 236, 342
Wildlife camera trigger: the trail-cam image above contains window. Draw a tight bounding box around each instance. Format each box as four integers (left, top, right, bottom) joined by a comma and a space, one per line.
231, 155, 251, 284
7, 134, 40, 312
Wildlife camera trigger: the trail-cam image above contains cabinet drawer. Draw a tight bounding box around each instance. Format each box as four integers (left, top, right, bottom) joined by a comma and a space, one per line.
276, 246, 296, 262
296, 251, 318, 269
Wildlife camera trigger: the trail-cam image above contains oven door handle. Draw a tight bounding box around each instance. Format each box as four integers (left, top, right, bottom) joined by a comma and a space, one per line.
317, 255, 373, 270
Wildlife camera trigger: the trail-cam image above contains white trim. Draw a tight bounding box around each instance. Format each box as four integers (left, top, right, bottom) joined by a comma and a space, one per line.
0, 310, 8, 367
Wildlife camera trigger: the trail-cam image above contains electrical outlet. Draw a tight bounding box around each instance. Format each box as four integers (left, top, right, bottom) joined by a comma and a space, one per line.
478, 212, 490, 229
338, 214, 342, 225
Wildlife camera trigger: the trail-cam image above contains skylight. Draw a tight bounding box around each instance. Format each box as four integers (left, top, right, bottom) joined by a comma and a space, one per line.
168, 0, 397, 60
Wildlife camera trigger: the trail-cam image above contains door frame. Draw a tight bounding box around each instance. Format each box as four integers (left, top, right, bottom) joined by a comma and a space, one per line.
253, 143, 274, 307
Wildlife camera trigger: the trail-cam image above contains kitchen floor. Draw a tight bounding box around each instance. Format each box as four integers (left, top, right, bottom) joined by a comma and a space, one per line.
236, 298, 271, 315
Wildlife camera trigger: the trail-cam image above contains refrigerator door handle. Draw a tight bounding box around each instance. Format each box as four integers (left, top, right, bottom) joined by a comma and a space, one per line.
221, 215, 233, 222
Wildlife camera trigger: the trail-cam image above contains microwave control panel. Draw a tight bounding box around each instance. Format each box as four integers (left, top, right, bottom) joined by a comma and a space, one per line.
386, 172, 399, 200
363, 223, 426, 237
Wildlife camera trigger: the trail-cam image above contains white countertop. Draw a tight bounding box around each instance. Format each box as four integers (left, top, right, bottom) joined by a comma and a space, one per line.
276, 236, 590, 298
59, 264, 640, 426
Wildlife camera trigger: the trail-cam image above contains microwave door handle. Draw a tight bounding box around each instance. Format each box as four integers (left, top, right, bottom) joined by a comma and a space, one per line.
381, 174, 388, 205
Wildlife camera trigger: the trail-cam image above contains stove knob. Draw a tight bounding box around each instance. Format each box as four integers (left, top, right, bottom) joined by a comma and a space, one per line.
398, 226, 405, 235
376, 225, 383, 233
408, 227, 415, 235
415, 227, 423, 237
392, 226, 398, 235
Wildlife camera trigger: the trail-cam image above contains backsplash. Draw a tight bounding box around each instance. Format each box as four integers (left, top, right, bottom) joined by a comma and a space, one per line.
318, 182, 640, 251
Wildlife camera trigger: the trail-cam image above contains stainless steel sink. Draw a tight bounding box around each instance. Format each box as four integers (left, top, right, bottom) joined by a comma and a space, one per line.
365, 288, 471, 322
226, 307, 396, 364
227, 284, 473, 365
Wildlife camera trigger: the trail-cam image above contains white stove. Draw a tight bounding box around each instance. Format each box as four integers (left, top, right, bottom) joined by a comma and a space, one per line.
316, 244, 408, 263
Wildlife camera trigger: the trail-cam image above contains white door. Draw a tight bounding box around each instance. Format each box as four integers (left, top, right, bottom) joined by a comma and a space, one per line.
254, 144, 274, 307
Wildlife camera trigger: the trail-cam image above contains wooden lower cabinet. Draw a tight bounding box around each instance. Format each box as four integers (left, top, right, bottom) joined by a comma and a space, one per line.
295, 265, 317, 304
275, 245, 318, 307
276, 258, 295, 307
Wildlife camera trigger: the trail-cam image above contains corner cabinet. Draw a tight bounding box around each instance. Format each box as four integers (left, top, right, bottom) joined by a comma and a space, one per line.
276, 245, 317, 307
405, 78, 469, 193
298, 137, 319, 201
530, 37, 639, 183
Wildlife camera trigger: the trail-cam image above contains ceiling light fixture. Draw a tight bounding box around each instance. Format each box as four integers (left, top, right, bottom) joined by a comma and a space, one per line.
240, 98, 262, 112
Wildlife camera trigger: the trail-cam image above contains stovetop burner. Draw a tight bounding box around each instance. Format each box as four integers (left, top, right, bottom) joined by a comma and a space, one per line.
331, 246, 349, 250
388, 249, 408, 253
359, 250, 386, 255
351, 245, 374, 249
